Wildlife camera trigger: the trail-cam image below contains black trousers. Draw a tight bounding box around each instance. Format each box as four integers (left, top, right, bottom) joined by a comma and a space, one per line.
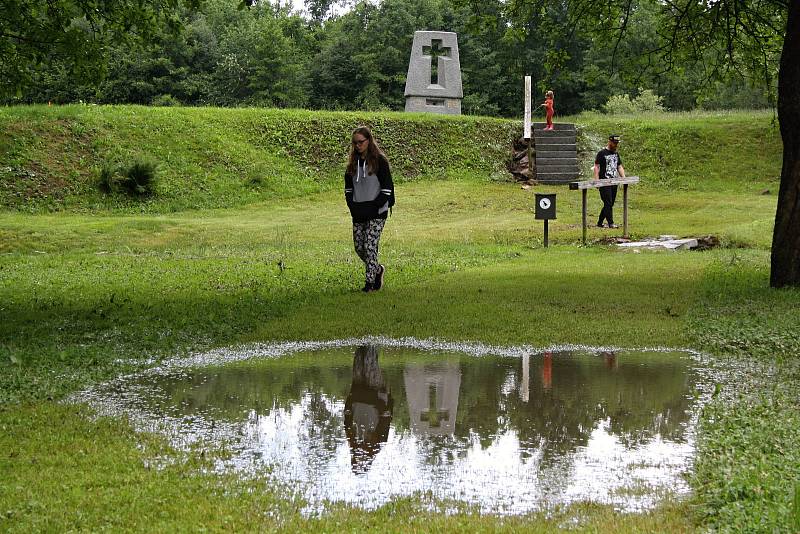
598, 184, 618, 225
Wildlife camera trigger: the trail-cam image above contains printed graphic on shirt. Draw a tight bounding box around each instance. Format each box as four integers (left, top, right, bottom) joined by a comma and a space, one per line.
603, 153, 620, 179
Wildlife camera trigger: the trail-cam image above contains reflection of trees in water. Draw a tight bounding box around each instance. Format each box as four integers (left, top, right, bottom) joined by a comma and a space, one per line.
393, 351, 695, 464
408, 435, 468, 465
137, 358, 352, 457
141, 359, 352, 419
503, 351, 696, 458
134, 348, 696, 468
303, 392, 343, 452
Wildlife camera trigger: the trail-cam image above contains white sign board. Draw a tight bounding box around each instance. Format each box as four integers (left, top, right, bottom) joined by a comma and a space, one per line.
524, 76, 531, 139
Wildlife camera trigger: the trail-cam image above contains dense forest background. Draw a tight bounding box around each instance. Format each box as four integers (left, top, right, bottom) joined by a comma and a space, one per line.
3, 0, 777, 116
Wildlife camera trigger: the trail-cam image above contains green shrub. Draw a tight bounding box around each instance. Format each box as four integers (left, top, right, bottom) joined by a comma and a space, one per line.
121, 159, 158, 196
604, 88, 666, 114
97, 164, 118, 194
604, 94, 637, 114
151, 94, 181, 107
97, 158, 158, 197
462, 94, 501, 117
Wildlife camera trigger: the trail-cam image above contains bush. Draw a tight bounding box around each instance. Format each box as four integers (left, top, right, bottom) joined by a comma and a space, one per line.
97, 158, 158, 197
462, 94, 501, 117
697, 80, 773, 110
151, 94, 181, 107
604, 88, 666, 114
121, 159, 158, 196
97, 164, 117, 194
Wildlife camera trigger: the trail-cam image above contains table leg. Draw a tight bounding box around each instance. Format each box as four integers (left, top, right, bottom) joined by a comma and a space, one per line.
582, 189, 587, 244
623, 184, 629, 238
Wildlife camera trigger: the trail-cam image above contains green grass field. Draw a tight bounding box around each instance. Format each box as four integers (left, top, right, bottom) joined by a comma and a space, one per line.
1, 106, 798, 532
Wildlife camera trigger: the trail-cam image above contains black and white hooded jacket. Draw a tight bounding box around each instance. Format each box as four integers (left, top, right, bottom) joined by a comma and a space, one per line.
344, 155, 394, 223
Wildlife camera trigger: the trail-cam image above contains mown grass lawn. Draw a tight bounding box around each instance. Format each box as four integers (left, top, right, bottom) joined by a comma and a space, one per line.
1, 108, 799, 532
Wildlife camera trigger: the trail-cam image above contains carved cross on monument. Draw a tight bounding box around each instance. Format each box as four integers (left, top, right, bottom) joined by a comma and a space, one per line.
422, 39, 451, 86
420, 384, 449, 428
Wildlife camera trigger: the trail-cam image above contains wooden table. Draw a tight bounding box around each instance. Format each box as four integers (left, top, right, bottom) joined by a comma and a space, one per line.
569, 176, 640, 244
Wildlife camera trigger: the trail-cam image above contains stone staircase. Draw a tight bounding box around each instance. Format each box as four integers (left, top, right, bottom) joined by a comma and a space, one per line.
532, 123, 579, 184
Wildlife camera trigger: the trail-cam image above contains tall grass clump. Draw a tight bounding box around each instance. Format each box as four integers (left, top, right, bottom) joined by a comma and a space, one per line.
121, 159, 158, 196
97, 158, 158, 197
97, 164, 116, 194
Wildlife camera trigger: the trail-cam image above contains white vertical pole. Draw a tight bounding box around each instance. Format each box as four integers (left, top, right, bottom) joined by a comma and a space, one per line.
524, 76, 531, 140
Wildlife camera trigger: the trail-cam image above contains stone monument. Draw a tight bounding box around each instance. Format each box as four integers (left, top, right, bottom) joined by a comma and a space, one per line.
404, 31, 463, 115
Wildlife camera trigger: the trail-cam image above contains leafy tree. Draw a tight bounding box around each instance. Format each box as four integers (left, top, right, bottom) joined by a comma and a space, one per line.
208, 2, 310, 107
309, 5, 379, 110
0, 0, 199, 98
768, 2, 799, 287
484, 0, 795, 286
305, 0, 339, 23
640, 0, 796, 287
89, 9, 219, 105
309, 0, 452, 111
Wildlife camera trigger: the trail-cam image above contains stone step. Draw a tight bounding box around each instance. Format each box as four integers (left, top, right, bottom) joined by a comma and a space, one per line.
533, 130, 575, 136
535, 177, 580, 184
534, 136, 576, 144
533, 144, 574, 152
534, 155, 578, 161
534, 164, 579, 173
533, 131, 575, 139
536, 156, 578, 164
535, 178, 578, 184
536, 156, 578, 163
536, 151, 577, 160
534, 136, 576, 145
535, 169, 580, 176
532, 123, 576, 133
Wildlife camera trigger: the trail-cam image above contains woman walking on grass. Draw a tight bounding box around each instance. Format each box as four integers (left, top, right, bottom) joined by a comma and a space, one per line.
344, 127, 394, 292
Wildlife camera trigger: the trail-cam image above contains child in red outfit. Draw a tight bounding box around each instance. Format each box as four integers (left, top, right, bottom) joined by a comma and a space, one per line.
541, 90, 554, 130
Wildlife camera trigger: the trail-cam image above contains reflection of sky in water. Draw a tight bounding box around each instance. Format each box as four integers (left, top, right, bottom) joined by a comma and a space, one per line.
72, 340, 709, 515
236, 402, 692, 514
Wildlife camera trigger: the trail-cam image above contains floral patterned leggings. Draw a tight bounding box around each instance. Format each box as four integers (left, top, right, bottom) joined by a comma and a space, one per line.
352, 218, 386, 285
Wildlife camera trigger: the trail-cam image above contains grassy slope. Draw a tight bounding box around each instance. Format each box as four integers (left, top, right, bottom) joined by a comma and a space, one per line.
0, 106, 782, 209
0, 105, 516, 212
0, 106, 798, 532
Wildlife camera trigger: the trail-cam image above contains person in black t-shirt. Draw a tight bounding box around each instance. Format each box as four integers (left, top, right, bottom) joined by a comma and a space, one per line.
593, 134, 626, 228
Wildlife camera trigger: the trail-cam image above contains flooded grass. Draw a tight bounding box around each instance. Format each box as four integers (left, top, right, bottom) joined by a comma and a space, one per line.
73, 339, 712, 515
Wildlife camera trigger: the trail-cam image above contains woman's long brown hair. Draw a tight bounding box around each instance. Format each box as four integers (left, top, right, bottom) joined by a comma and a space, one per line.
347, 126, 388, 177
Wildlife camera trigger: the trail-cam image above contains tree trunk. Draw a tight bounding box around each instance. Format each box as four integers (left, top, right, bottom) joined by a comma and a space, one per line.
771, 1, 800, 287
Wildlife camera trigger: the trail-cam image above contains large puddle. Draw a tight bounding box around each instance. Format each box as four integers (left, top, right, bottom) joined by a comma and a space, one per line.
74, 340, 710, 514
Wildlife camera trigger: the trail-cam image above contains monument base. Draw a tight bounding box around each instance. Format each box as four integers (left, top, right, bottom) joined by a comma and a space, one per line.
405, 96, 461, 115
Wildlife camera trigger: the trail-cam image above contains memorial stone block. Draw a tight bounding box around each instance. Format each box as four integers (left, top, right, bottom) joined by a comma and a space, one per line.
404, 31, 463, 115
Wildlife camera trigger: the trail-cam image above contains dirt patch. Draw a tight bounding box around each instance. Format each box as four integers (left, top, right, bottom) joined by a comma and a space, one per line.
0, 118, 99, 207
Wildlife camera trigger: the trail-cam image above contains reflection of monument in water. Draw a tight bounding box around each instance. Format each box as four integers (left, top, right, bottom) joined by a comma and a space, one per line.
404, 363, 461, 435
